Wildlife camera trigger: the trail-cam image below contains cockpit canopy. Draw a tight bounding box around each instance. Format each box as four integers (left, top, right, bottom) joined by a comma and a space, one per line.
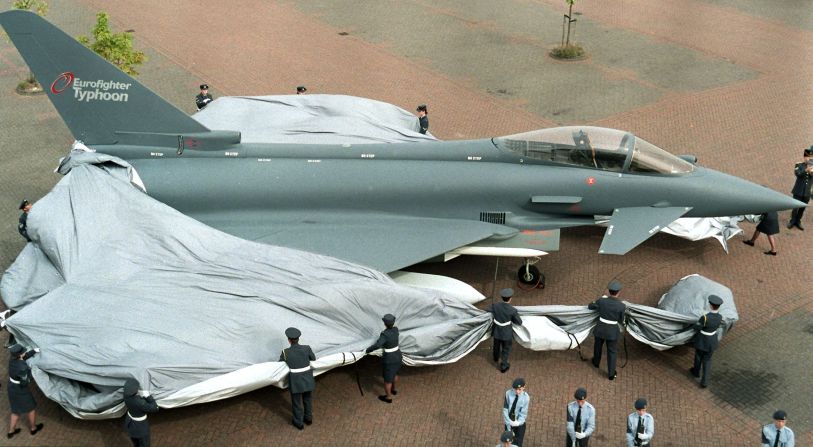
494, 126, 694, 175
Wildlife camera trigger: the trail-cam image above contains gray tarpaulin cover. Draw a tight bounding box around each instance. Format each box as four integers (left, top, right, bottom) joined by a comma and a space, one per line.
0, 151, 735, 419
192, 95, 437, 144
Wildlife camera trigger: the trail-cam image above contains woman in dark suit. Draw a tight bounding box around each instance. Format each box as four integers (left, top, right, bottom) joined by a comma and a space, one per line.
743, 210, 779, 255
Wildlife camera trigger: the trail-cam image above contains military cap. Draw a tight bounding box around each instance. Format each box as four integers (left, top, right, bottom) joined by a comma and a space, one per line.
9, 344, 25, 355
708, 295, 723, 306
574, 387, 587, 400
416, 104, 427, 112
296, 86, 307, 93
19, 199, 30, 210
500, 430, 514, 442
805, 146, 813, 157
123, 378, 139, 396
382, 314, 396, 325
285, 327, 301, 339
634, 398, 647, 410
500, 288, 514, 299
199, 84, 209, 90
608, 279, 623, 293
773, 410, 787, 420
512, 377, 526, 388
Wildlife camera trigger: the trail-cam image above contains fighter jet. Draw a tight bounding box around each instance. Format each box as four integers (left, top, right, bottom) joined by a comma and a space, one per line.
1, 10, 803, 280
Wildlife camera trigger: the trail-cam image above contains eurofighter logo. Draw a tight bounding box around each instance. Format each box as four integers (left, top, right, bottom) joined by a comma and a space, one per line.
50, 72, 132, 103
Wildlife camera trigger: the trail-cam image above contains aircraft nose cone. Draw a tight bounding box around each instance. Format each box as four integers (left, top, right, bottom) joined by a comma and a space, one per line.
695, 170, 805, 216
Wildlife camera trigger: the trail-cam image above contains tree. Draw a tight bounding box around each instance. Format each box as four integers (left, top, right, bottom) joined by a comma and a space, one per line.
562, 0, 576, 47
78, 12, 146, 76
551, 0, 585, 60
12, 0, 49, 94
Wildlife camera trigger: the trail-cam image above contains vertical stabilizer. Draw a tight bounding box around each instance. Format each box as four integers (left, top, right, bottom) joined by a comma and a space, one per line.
0, 10, 208, 144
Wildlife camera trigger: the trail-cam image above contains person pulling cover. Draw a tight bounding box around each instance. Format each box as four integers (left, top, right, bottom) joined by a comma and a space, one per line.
122, 378, 159, 447
6, 344, 43, 439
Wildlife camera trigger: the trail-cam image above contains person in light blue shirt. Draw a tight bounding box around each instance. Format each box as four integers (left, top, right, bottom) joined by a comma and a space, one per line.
625, 398, 653, 447
566, 387, 595, 446
502, 378, 530, 447
762, 410, 794, 447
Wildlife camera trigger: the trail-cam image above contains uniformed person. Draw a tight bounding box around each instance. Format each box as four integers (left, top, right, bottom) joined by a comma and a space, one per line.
787, 146, 812, 230
625, 398, 654, 447
566, 387, 595, 447
279, 327, 316, 429
17, 200, 32, 242
122, 378, 159, 447
487, 288, 523, 373
502, 377, 530, 447
761, 410, 795, 447
689, 294, 723, 388
296, 85, 307, 94
6, 344, 43, 439
496, 429, 519, 447
195, 84, 213, 111
365, 314, 402, 403
588, 280, 626, 380
416, 104, 429, 134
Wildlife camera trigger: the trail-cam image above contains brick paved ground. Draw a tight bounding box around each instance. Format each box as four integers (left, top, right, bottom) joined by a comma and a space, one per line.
0, 0, 811, 445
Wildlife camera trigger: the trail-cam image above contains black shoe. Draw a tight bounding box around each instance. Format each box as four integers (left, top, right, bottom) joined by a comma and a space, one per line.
700, 383, 708, 389
500, 365, 510, 373
30, 423, 43, 435
689, 368, 700, 378
764, 250, 777, 256
292, 422, 304, 430
742, 240, 754, 247
391, 389, 398, 395
795, 223, 804, 231
378, 395, 393, 403
304, 419, 313, 426
7, 428, 20, 439
787, 221, 794, 229
591, 360, 599, 368
609, 372, 617, 381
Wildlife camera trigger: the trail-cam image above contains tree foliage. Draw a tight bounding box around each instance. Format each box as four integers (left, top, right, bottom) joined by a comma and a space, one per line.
78, 12, 147, 76
13, 0, 48, 16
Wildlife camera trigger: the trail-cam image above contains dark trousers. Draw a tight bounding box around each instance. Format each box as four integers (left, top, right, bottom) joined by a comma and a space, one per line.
692, 349, 713, 386
130, 435, 150, 447
506, 423, 526, 447
566, 434, 590, 447
592, 336, 618, 377
493, 338, 512, 369
790, 194, 810, 224
291, 390, 313, 426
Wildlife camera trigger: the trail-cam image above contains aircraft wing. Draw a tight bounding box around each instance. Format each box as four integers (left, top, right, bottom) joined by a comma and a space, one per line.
188, 211, 518, 272
598, 206, 692, 255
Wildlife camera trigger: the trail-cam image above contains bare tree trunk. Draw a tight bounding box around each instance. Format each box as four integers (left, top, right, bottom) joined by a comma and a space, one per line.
565, 2, 574, 46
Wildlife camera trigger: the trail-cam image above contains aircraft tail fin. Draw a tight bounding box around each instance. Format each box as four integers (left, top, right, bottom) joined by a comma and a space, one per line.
0, 10, 208, 145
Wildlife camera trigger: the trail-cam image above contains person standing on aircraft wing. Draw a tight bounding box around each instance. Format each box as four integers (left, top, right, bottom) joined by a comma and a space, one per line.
122, 378, 158, 447
195, 84, 213, 111
689, 295, 723, 388
787, 146, 812, 230
280, 327, 316, 429
416, 104, 429, 134
17, 200, 32, 242
487, 288, 522, 373
588, 280, 626, 381
365, 314, 401, 403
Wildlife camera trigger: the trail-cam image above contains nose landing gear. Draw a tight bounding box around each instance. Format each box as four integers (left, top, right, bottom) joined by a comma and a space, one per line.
517, 258, 544, 289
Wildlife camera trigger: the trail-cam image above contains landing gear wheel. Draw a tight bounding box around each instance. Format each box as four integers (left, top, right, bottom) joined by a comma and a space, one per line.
517, 264, 544, 289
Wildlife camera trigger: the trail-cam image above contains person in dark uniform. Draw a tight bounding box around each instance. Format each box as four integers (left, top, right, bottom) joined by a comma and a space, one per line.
279, 327, 316, 429
296, 86, 307, 94
761, 410, 795, 447
496, 429, 519, 447
744, 211, 780, 255
416, 104, 429, 134
17, 200, 32, 242
365, 313, 401, 403
487, 288, 523, 373
6, 344, 43, 439
625, 398, 654, 447
122, 378, 158, 447
566, 387, 596, 447
787, 147, 812, 230
588, 280, 627, 380
195, 84, 213, 111
689, 295, 724, 388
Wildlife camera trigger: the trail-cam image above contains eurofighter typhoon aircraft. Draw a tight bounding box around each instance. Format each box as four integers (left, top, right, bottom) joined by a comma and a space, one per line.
1, 10, 803, 281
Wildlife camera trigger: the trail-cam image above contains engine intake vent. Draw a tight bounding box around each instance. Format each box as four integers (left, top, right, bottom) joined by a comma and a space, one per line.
480, 212, 506, 225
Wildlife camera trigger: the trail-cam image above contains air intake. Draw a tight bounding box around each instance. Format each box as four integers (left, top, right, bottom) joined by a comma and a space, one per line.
479, 212, 506, 225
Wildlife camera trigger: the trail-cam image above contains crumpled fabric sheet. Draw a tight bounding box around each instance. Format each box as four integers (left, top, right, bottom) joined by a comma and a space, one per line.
0, 155, 733, 419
